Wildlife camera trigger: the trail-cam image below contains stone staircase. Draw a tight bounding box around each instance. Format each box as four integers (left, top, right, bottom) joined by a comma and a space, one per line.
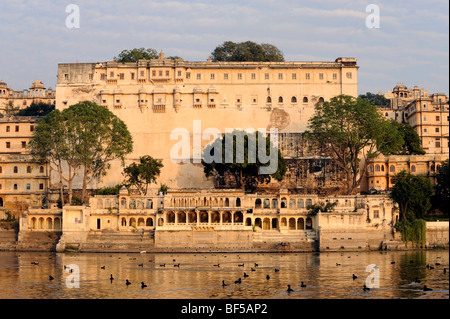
252, 230, 318, 251
0, 230, 17, 250
16, 231, 62, 251
79, 229, 155, 252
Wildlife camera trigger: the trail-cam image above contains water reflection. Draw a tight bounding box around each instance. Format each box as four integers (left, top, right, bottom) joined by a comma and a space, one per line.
0, 250, 447, 299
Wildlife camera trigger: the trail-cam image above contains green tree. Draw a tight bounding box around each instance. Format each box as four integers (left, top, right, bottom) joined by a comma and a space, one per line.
16, 102, 55, 117
1, 101, 20, 117
390, 170, 433, 220
115, 48, 159, 62
122, 155, 163, 196
202, 130, 286, 192
390, 120, 426, 155
29, 101, 133, 204
210, 41, 284, 62
307, 201, 338, 216
358, 92, 390, 107
433, 159, 449, 216
29, 109, 80, 205
306, 95, 404, 195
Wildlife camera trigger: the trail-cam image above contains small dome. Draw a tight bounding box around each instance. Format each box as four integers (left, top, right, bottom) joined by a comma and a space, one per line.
393, 83, 407, 91
31, 79, 45, 89
0, 80, 7, 87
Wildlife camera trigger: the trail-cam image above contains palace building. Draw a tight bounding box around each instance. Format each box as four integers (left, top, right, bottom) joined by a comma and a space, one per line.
0, 80, 55, 115
55, 53, 358, 190
0, 116, 50, 217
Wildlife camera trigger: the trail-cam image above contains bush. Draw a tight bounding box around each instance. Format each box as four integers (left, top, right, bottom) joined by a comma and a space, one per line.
71, 195, 83, 206
96, 184, 122, 195
395, 218, 426, 246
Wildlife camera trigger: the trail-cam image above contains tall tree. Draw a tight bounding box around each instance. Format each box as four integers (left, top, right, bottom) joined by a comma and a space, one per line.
1, 101, 20, 117
29, 101, 133, 204
390, 170, 433, 220
306, 95, 404, 195
29, 109, 80, 205
433, 159, 449, 216
390, 120, 426, 155
210, 41, 284, 62
67, 101, 133, 202
122, 155, 163, 196
202, 130, 286, 191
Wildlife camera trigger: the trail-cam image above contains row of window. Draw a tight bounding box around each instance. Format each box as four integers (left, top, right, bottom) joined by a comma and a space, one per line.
94, 71, 353, 81
186, 72, 351, 81
367, 163, 442, 173
0, 182, 44, 190
3, 124, 34, 133
0, 166, 45, 174
3, 141, 28, 149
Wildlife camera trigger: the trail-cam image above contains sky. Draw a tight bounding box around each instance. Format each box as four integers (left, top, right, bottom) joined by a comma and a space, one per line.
0, 0, 448, 95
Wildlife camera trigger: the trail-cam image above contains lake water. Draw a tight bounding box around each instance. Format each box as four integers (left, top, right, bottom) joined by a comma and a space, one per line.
0, 250, 448, 299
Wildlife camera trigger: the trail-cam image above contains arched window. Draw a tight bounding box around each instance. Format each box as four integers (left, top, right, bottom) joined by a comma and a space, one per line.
236, 197, 241, 207
280, 197, 287, 208
263, 199, 270, 209
255, 198, 262, 208
13, 166, 18, 173
40, 166, 44, 173
266, 96, 272, 103
297, 199, 304, 208
289, 199, 296, 209
291, 96, 297, 103
278, 96, 283, 103
120, 198, 127, 208
146, 199, 153, 209
146, 218, 153, 227
234, 212, 243, 223
381, 165, 384, 172
289, 218, 296, 230
129, 199, 136, 209
390, 165, 395, 173
306, 199, 312, 208
375, 164, 380, 172
272, 199, 278, 209
318, 97, 324, 103
297, 218, 305, 230
245, 217, 252, 226
411, 165, 416, 172
303, 97, 308, 103
225, 198, 230, 207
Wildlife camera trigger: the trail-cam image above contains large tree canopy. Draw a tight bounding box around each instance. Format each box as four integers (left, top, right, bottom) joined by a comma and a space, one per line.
202, 130, 286, 192
433, 159, 449, 216
390, 120, 426, 155
306, 95, 404, 195
358, 92, 390, 107
122, 155, 163, 196
29, 101, 133, 203
115, 48, 182, 62
16, 102, 55, 117
210, 41, 284, 62
390, 170, 433, 220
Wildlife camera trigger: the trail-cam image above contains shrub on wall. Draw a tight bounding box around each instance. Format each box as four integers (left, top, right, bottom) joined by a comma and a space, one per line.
395, 218, 426, 246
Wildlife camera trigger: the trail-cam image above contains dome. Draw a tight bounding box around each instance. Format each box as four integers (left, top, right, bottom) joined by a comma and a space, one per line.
31, 79, 45, 89
0, 80, 7, 87
393, 83, 407, 91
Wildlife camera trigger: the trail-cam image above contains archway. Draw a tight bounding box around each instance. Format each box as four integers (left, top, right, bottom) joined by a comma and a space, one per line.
289, 218, 296, 230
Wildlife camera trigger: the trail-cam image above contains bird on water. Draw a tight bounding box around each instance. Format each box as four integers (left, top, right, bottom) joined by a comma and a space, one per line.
243, 273, 249, 278
266, 275, 270, 280
300, 282, 306, 287
235, 278, 242, 284
287, 285, 294, 292
222, 280, 228, 287
423, 285, 433, 291
352, 274, 358, 280
363, 285, 370, 291
49, 275, 54, 281
126, 279, 131, 286
141, 282, 147, 289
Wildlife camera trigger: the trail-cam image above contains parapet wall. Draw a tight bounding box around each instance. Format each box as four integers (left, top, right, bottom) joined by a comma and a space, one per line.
426, 221, 449, 248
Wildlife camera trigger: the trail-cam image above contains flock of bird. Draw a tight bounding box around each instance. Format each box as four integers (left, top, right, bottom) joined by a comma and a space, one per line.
34, 254, 447, 294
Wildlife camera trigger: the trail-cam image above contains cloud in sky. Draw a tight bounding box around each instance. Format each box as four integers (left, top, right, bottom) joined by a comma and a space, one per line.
0, 0, 448, 95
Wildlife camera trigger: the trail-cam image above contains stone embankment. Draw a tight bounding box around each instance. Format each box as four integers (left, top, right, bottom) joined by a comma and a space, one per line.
1, 222, 448, 252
